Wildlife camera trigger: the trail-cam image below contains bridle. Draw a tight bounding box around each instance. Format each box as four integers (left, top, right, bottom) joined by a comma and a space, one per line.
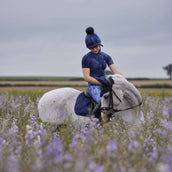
100, 87, 142, 115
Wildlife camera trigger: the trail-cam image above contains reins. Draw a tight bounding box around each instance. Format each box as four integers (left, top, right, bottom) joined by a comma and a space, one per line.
100, 87, 142, 114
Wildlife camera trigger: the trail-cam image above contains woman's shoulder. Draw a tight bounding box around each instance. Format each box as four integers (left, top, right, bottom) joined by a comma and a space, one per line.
83, 51, 92, 57
82, 52, 92, 67
82, 52, 92, 60
100, 51, 111, 59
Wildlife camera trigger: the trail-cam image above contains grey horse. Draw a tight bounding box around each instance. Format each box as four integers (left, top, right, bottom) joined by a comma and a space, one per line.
38, 74, 143, 125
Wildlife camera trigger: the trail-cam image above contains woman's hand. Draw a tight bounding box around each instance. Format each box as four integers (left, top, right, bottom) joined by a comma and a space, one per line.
82, 68, 101, 85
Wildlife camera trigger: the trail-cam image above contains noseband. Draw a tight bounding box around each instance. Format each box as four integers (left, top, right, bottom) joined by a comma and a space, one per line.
100, 87, 142, 114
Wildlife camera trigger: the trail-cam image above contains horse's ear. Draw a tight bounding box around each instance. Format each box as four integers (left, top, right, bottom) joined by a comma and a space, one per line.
107, 77, 114, 86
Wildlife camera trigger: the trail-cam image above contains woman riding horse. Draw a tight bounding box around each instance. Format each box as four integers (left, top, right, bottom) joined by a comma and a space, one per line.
82, 27, 125, 117
37, 28, 143, 125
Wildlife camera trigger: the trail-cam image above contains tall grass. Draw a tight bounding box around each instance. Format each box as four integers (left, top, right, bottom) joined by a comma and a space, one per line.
0, 91, 172, 172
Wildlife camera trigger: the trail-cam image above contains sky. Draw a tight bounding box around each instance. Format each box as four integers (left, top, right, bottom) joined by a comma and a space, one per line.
0, 0, 172, 78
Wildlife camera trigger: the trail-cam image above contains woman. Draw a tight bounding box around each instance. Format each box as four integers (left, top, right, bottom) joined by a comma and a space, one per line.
82, 27, 124, 116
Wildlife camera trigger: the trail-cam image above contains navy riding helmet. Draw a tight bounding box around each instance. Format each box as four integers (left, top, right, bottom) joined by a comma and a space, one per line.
85, 27, 103, 49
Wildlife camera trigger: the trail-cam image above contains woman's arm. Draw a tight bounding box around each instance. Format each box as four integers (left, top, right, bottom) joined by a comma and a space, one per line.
82, 68, 101, 85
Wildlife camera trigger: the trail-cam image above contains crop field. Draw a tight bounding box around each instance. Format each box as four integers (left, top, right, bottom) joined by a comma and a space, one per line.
0, 78, 172, 171
0, 90, 172, 171
0, 79, 172, 93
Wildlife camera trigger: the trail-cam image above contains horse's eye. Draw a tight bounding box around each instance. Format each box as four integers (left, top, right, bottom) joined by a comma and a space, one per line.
104, 95, 109, 99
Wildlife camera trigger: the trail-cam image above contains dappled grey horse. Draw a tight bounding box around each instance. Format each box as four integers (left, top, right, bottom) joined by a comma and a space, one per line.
38, 74, 143, 125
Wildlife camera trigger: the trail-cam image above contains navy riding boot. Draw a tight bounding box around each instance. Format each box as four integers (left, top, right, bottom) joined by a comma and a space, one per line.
92, 103, 101, 119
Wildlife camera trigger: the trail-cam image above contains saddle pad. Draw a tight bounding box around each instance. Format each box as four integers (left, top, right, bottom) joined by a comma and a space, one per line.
74, 92, 92, 116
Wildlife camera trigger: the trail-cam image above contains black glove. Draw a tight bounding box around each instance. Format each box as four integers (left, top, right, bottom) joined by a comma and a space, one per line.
95, 77, 114, 97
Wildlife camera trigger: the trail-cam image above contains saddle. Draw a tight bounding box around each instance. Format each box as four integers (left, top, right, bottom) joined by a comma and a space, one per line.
74, 77, 114, 118
74, 90, 100, 117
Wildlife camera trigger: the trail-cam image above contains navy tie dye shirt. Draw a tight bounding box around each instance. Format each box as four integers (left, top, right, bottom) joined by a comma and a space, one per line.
82, 51, 114, 80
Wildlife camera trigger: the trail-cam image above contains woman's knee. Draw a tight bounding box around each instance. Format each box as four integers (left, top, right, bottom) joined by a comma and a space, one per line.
88, 85, 101, 103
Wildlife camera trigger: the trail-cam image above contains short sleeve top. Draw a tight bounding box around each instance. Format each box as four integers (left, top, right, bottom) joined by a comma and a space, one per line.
82, 51, 114, 79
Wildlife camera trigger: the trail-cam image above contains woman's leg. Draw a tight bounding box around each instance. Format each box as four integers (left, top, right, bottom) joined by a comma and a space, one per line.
87, 84, 101, 103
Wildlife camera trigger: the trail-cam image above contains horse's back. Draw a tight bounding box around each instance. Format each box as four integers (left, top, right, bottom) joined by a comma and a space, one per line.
38, 87, 81, 124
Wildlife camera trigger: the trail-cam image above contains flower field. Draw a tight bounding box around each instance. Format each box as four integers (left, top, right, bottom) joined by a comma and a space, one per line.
0, 91, 172, 172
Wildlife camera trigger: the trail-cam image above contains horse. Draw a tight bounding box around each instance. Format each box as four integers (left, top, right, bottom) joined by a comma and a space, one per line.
37, 74, 143, 125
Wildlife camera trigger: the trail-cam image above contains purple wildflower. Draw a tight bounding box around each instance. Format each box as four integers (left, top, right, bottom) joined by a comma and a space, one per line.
26, 133, 32, 145
169, 108, 172, 115
33, 129, 42, 136
144, 135, 155, 151
154, 129, 167, 138
113, 163, 122, 172
89, 162, 104, 172
106, 139, 118, 153
6, 155, 19, 172
149, 147, 158, 166
43, 136, 64, 165
0, 134, 4, 146
11, 101, 20, 109
161, 146, 172, 165
162, 105, 170, 118
128, 140, 140, 152
69, 138, 78, 149
92, 117, 99, 123
63, 153, 74, 170
160, 119, 172, 132
138, 168, 147, 172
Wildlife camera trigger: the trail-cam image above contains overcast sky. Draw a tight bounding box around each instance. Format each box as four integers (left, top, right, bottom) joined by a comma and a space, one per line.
0, 0, 172, 78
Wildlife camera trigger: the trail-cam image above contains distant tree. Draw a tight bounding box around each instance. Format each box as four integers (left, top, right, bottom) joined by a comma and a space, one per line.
163, 64, 172, 80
